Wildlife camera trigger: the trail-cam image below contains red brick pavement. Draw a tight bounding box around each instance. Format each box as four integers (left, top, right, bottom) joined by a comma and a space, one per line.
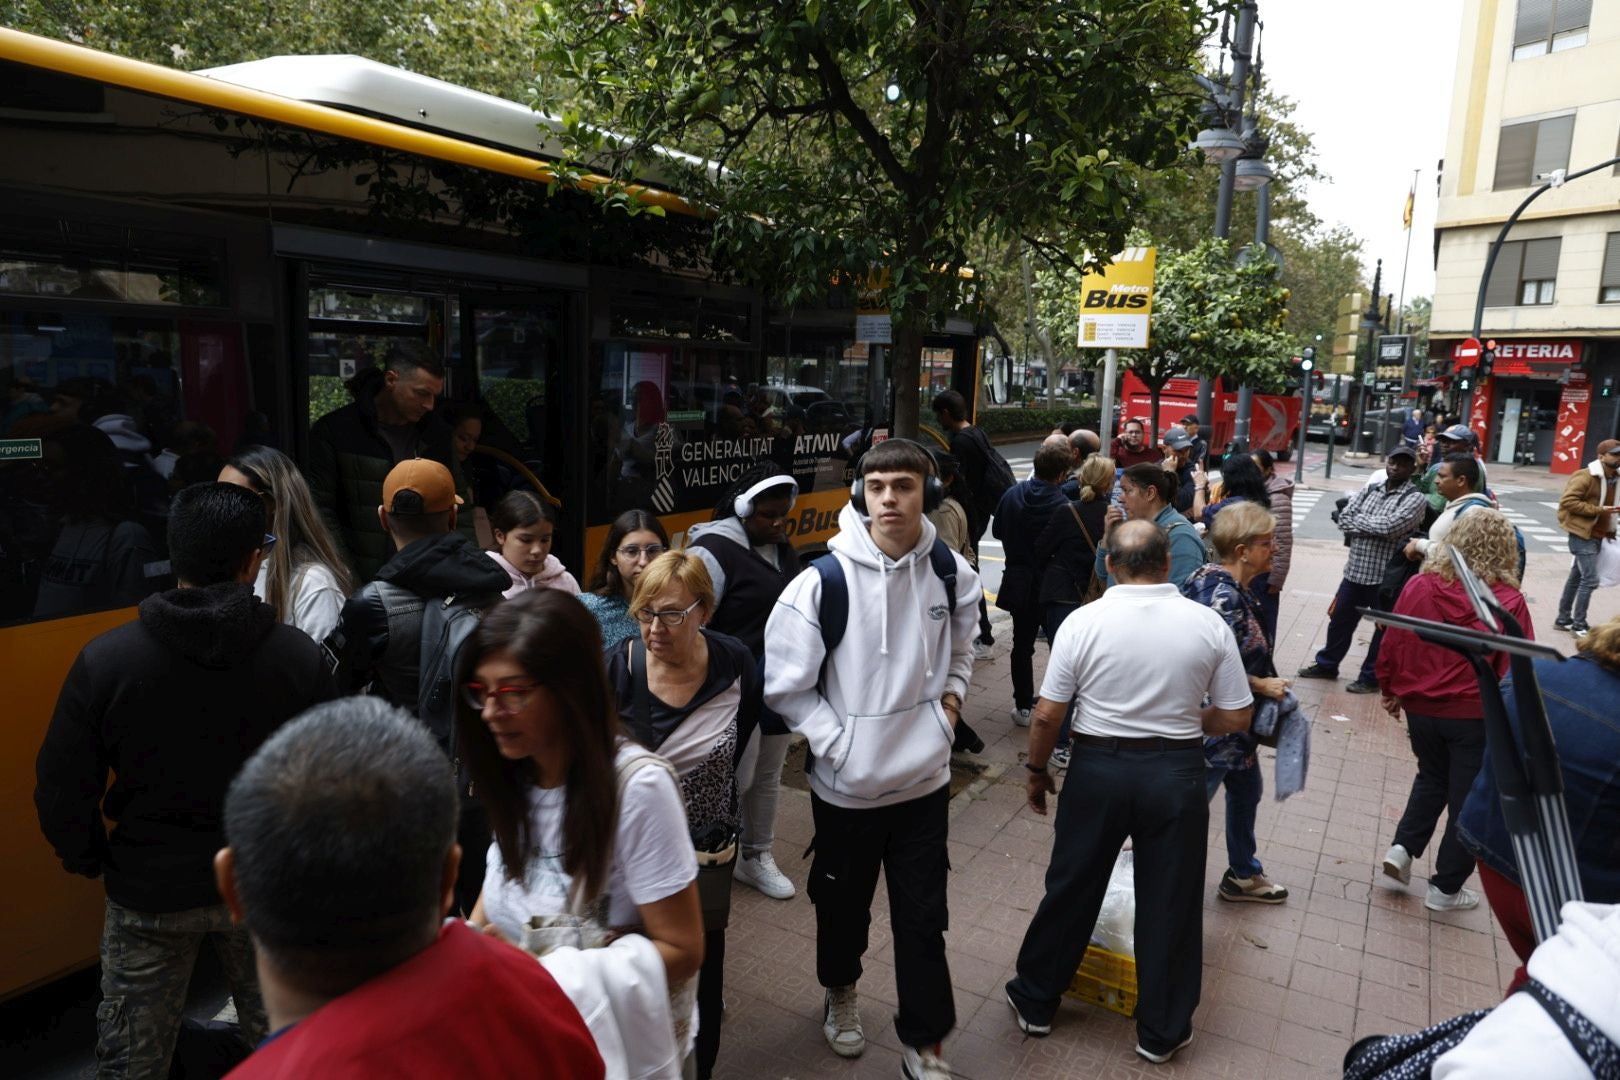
713, 525, 1617, 1079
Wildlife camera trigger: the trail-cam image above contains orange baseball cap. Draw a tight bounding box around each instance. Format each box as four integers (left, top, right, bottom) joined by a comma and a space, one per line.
382, 458, 463, 514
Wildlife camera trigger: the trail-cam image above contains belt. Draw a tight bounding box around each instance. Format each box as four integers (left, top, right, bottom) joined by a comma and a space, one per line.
1072, 734, 1204, 752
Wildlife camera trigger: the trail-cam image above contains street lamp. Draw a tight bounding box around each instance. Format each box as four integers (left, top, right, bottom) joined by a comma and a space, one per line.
1233, 151, 1273, 193
1192, 123, 1247, 163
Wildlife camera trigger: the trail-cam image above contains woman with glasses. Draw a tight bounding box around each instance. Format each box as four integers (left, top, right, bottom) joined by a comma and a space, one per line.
604, 551, 759, 1080
1181, 500, 1291, 905
219, 445, 352, 642
686, 464, 803, 903
580, 509, 670, 648
462, 589, 705, 1069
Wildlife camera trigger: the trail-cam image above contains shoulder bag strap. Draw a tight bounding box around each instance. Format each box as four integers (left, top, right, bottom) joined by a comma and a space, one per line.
1068, 502, 1098, 554
629, 637, 655, 746
1521, 978, 1620, 1078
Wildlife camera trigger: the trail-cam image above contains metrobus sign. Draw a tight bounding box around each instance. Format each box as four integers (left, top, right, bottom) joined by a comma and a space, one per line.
1077, 247, 1155, 350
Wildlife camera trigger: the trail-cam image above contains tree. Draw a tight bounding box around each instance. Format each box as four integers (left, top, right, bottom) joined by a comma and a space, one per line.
1126, 239, 1292, 435
530, 1, 1218, 437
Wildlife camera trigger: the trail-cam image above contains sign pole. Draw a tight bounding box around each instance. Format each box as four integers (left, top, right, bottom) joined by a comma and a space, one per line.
1099, 348, 1119, 441
1325, 377, 1341, 480
1295, 380, 1310, 482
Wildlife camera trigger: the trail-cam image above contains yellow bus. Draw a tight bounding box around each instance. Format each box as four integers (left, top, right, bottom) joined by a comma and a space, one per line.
0, 29, 986, 999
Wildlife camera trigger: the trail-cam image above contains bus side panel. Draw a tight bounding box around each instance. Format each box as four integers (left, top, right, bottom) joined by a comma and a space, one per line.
583, 485, 852, 574
0, 608, 137, 1001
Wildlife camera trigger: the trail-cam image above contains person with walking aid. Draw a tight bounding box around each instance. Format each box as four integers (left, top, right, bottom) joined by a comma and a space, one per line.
1376, 508, 1533, 912
686, 464, 803, 900
1296, 445, 1428, 693
1554, 438, 1620, 638
764, 439, 980, 1080
1005, 520, 1252, 1066
605, 551, 760, 1080
1182, 500, 1291, 903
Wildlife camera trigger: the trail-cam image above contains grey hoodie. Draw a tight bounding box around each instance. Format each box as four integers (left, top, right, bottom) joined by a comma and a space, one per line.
763, 502, 980, 809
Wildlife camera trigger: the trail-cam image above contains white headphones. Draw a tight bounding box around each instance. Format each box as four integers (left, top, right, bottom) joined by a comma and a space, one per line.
734, 474, 799, 519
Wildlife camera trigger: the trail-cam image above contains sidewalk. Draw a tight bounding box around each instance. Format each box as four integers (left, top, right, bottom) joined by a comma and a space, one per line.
715, 539, 1618, 1079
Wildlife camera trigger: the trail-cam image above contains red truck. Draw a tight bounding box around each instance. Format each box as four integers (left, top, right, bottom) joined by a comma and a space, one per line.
1118, 372, 1303, 460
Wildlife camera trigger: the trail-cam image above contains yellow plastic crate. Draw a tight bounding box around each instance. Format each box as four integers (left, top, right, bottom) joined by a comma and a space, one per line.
1064, 943, 1137, 1017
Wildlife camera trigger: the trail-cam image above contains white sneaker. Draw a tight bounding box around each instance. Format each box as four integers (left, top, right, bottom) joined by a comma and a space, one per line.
1011, 707, 1032, 727
734, 852, 795, 900
1049, 744, 1071, 770
1382, 843, 1412, 885
901, 1044, 953, 1079
822, 984, 864, 1057
1425, 884, 1480, 912
972, 640, 993, 662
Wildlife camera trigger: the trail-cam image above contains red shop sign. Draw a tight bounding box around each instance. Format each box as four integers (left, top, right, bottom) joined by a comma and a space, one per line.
1490, 339, 1584, 377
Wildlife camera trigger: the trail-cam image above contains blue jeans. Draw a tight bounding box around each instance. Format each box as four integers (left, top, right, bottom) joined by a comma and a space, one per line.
1205, 761, 1264, 879
1557, 535, 1603, 625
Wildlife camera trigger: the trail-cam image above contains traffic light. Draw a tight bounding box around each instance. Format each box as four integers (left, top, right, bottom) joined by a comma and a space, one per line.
1301, 346, 1316, 373
1457, 365, 1475, 391
1480, 339, 1496, 378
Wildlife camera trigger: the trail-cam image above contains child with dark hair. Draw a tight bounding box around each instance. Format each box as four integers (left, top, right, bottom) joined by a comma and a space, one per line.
487, 491, 579, 598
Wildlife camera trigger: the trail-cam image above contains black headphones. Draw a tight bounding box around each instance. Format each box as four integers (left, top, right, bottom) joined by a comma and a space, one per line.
850, 438, 945, 515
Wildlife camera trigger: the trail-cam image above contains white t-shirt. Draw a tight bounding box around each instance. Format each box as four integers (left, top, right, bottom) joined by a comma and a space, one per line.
254, 560, 346, 644
1040, 582, 1252, 738
482, 743, 697, 941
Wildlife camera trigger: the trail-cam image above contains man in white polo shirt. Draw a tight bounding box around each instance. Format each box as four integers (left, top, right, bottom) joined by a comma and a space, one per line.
1004, 519, 1253, 1066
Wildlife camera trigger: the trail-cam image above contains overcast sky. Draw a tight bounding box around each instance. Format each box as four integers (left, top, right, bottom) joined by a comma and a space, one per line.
1217, 0, 1466, 307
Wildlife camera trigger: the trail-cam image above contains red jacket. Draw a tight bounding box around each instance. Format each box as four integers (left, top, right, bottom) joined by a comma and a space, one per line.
228, 921, 603, 1079
1376, 573, 1533, 719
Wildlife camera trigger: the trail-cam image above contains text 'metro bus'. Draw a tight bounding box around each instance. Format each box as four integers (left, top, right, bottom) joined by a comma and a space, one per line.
0, 28, 985, 999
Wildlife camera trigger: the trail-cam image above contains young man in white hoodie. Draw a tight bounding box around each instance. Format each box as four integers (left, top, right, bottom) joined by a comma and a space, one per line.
764, 439, 981, 1080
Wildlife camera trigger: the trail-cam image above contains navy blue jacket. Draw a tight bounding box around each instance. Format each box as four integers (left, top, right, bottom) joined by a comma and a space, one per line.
992, 477, 1069, 571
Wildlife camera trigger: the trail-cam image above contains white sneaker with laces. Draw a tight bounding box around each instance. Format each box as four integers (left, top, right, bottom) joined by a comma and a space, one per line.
1382, 843, 1412, 885
901, 1044, 953, 1079
1011, 707, 1032, 727
734, 852, 796, 900
1425, 884, 1480, 912
1049, 745, 1071, 770
822, 984, 864, 1057
972, 640, 993, 661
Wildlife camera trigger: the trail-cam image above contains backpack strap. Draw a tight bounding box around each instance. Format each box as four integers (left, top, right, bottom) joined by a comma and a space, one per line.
928, 538, 958, 614
811, 553, 848, 654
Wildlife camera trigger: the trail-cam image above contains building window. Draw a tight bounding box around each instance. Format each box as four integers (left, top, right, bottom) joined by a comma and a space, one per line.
1601, 233, 1620, 304
1484, 237, 1560, 307
1493, 114, 1575, 189
1514, 0, 1591, 59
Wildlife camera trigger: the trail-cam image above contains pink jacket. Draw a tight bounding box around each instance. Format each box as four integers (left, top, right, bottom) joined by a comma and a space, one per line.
487, 551, 580, 599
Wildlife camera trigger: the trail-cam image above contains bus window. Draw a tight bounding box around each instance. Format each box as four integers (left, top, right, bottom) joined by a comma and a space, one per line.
305, 284, 438, 428
0, 311, 253, 626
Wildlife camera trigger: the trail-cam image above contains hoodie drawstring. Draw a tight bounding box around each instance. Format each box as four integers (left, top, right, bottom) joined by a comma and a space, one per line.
879, 557, 890, 656
912, 555, 935, 679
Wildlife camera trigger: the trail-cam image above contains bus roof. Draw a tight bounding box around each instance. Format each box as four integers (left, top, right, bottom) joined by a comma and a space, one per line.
0, 27, 701, 217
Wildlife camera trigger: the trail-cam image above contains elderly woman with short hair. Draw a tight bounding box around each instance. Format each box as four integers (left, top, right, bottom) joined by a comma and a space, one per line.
1181, 500, 1291, 905
1376, 507, 1534, 913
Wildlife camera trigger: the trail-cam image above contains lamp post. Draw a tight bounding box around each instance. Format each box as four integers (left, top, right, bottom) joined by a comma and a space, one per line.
1462, 156, 1620, 425
1191, 1, 1273, 450
1352, 259, 1384, 456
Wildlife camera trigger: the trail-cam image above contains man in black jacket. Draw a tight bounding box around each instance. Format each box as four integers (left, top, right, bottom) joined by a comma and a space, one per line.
34, 483, 336, 1079
306, 342, 474, 583
993, 442, 1074, 727
324, 457, 509, 911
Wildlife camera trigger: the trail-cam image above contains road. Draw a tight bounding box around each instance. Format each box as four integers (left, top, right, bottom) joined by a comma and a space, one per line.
975, 438, 1572, 602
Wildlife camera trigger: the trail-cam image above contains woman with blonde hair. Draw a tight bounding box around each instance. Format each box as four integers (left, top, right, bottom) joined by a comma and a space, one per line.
219, 446, 352, 642
1376, 507, 1534, 912
1182, 499, 1291, 904
602, 550, 759, 1080
1032, 455, 1115, 768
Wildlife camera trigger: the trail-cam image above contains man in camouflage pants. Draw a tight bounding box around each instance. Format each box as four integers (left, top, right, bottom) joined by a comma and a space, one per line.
34, 484, 335, 1076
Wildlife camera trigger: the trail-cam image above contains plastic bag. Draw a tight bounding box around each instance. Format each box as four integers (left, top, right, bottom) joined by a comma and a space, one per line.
1598, 537, 1620, 589
1091, 849, 1136, 957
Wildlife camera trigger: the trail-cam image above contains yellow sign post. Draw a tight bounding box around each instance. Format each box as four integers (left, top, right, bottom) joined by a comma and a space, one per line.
1076, 246, 1155, 350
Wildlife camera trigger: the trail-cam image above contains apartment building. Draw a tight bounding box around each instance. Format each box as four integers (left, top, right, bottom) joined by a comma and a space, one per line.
1432, 0, 1620, 474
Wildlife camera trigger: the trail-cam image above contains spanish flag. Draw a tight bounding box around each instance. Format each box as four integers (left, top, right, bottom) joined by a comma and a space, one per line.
1402, 186, 1415, 230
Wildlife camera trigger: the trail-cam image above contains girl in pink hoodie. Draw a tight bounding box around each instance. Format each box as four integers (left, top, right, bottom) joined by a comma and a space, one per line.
487, 491, 580, 598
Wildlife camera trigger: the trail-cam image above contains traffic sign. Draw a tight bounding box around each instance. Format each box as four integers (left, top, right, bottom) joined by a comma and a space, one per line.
1453, 337, 1482, 363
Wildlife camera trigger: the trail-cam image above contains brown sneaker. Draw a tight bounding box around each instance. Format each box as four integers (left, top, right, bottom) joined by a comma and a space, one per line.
1217, 869, 1289, 904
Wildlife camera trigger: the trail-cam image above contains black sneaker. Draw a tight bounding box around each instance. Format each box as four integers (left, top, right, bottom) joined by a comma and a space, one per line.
1345, 679, 1380, 694
1296, 663, 1337, 679
1555, 617, 1574, 631
1572, 622, 1591, 638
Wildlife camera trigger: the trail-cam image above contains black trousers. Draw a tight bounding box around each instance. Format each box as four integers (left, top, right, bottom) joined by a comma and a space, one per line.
809, 785, 954, 1049
1392, 712, 1487, 894
1006, 744, 1207, 1056
696, 928, 725, 1079
1011, 602, 1043, 711
454, 795, 490, 917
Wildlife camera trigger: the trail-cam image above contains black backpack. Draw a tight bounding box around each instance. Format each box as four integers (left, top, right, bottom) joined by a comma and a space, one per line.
417, 592, 490, 751
960, 426, 1016, 523
810, 539, 958, 670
